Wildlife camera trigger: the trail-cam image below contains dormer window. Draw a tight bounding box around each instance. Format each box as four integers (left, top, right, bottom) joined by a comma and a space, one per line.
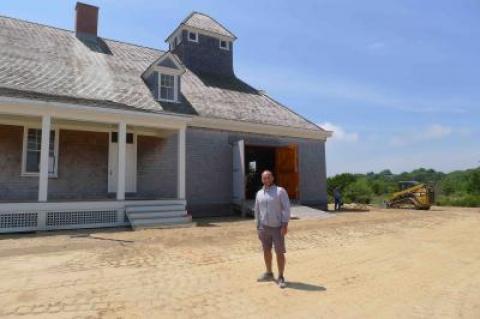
219, 39, 229, 50
142, 52, 185, 104
159, 74, 176, 102
188, 31, 198, 42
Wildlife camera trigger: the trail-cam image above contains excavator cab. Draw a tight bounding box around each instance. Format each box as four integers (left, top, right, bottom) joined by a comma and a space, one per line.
386, 181, 434, 210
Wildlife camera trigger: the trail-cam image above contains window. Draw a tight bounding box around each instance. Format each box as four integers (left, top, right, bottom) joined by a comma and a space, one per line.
188, 31, 198, 42
219, 40, 229, 50
248, 161, 257, 173
159, 74, 176, 101
22, 127, 59, 177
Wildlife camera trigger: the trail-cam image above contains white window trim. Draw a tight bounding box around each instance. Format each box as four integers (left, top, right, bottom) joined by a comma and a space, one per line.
158, 73, 179, 103
188, 31, 198, 43
219, 39, 229, 50
21, 126, 60, 178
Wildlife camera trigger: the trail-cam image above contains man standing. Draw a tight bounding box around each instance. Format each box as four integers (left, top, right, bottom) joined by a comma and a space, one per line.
254, 170, 291, 288
334, 187, 342, 211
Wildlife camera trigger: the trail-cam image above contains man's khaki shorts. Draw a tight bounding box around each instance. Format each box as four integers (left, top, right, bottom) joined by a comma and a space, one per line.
258, 226, 286, 254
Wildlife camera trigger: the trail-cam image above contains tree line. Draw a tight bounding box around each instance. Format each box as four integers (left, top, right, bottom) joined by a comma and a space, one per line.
327, 167, 480, 207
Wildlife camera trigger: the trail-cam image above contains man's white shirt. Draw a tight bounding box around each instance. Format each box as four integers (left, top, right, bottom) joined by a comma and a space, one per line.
254, 185, 291, 229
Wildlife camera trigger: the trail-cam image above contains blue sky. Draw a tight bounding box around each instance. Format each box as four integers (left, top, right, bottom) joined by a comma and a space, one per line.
1, 0, 479, 175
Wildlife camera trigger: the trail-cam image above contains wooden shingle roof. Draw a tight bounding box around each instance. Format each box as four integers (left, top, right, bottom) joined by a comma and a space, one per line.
181, 12, 236, 39
0, 15, 321, 131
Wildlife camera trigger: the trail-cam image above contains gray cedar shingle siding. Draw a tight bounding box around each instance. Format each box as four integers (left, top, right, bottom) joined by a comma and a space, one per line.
145, 72, 159, 100
173, 30, 234, 76
49, 130, 109, 200
0, 127, 180, 201
0, 124, 38, 201
0, 127, 109, 201
0, 15, 323, 131
185, 127, 328, 217
137, 135, 178, 199
157, 57, 179, 69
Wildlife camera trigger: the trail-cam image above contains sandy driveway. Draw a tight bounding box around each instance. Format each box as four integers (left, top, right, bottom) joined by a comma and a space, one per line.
0, 206, 479, 318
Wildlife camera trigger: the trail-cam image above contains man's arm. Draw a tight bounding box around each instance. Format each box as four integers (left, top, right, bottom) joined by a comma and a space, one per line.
254, 194, 260, 229
279, 188, 291, 235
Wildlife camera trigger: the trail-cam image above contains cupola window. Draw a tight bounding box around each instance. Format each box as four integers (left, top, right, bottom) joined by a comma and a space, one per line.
219, 39, 229, 50
188, 31, 198, 42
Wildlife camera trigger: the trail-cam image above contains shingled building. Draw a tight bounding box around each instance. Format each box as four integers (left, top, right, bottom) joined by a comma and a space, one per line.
0, 3, 331, 233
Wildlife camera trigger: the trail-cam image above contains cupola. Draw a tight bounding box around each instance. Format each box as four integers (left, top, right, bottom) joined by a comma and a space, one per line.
165, 12, 237, 77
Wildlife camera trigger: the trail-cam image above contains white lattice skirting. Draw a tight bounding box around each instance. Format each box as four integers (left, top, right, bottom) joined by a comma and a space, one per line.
0, 209, 126, 233
0, 200, 184, 233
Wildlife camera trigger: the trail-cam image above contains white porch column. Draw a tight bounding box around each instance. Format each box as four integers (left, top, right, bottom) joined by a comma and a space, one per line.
38, 115, 51, 202
177, 126, 186, 199
117, 121, 127, 200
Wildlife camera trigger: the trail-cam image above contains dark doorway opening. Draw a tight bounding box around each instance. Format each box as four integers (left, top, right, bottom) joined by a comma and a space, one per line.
245, 146, 276, 199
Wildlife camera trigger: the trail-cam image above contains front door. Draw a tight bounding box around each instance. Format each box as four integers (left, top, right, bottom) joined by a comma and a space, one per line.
108, 132, 137, 193
275, 145, 299, 199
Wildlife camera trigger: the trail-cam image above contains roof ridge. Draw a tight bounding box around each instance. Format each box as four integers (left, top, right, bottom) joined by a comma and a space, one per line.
0, 14, 166, 54
181, 11, 236, 39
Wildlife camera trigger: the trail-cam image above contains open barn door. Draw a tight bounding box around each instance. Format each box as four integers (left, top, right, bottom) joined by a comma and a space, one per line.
232, 140, 245, 205
275, 145, 299, 199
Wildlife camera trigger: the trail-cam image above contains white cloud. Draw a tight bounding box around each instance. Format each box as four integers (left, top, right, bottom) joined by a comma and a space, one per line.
424, 124, 452, 139
389, 124, 452, 147
320, 122, 359, 142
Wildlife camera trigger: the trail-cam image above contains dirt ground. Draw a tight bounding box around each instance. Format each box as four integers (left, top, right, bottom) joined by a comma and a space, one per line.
0, 206, 479, 319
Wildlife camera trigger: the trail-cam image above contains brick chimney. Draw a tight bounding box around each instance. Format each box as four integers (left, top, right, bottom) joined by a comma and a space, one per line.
75, 2, 99, 37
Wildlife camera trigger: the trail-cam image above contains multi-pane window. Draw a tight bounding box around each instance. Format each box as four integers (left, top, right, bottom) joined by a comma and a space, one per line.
160, 74, 175, 101
24, 128, 57, 175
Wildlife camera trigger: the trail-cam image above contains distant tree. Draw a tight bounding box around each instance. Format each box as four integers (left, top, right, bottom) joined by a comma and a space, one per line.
379, 169, 393, 176
343, 178, 374, 204
328, 167, 479, 207
440, 178, 456, 196
327, 173, 357, 196
466, 169, 480, 195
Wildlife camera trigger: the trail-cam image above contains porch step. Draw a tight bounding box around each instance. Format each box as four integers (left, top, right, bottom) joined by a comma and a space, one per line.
125, 202, 193, 230
125, 204, 185, 214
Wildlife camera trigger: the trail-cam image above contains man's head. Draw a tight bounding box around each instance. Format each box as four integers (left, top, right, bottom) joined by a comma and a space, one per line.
261, 170, 274, 187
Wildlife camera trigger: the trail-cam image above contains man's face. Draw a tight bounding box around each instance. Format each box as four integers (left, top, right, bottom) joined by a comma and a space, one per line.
261, 171, 274, 187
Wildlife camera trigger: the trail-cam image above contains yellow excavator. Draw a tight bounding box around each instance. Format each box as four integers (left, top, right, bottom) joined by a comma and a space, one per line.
386, 181, 435, 210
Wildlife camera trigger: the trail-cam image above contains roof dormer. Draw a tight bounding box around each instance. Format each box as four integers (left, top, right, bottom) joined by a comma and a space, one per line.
142, 52, 186, 103
166, 12, 236, 77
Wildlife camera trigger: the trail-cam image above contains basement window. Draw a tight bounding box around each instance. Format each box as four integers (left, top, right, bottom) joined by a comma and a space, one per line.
22, 127, 59, 177
188, 31, 198, 42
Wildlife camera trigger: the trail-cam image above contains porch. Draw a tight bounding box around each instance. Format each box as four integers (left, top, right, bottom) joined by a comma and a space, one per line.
0, 97, 191, 233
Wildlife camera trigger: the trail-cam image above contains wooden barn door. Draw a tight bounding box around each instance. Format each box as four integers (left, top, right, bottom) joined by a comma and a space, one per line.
275, 145, 299, 199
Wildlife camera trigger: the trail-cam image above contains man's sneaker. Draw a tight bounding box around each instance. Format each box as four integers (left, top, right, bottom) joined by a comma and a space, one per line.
257, 272, 274, 282
277, 276, 287, 289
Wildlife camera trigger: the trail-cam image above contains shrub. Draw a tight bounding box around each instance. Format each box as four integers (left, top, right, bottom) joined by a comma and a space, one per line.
436, 195, 480, 207
343, 178, 374, 204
